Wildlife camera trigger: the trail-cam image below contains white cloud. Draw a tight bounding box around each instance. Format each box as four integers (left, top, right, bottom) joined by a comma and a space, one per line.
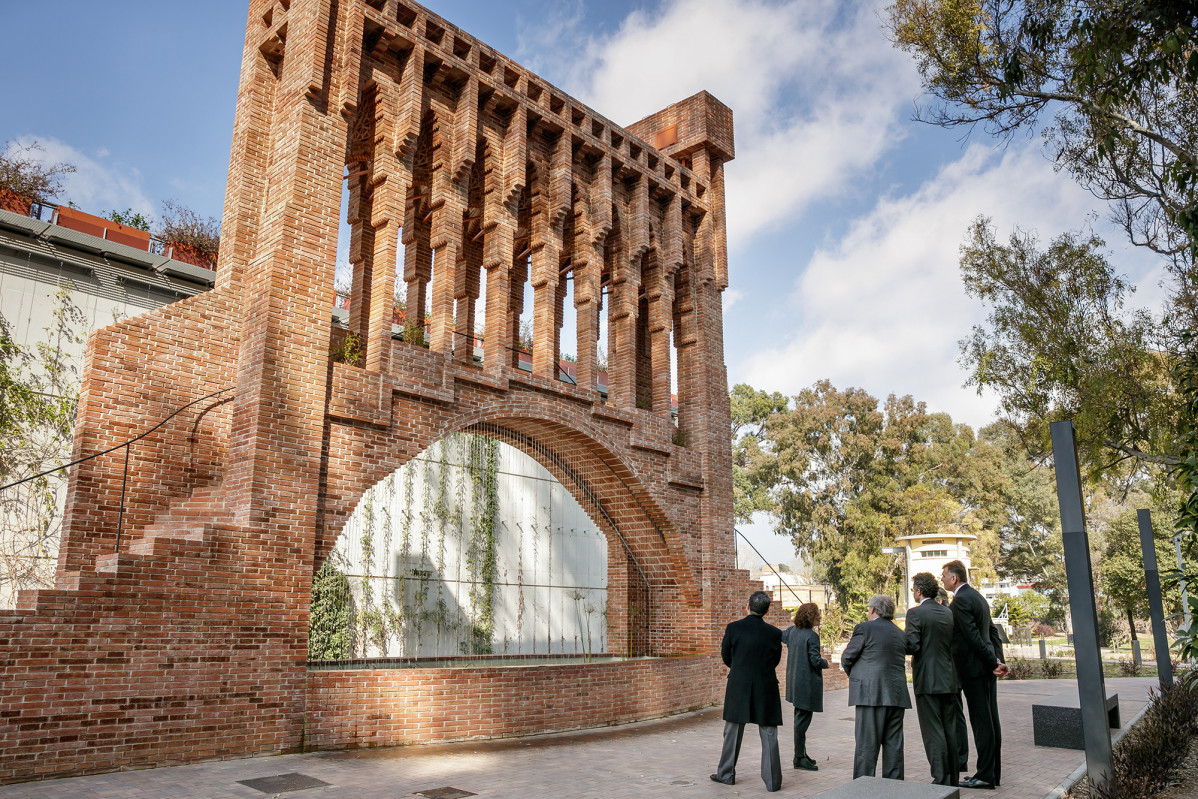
544, 0, 921, 248
4, 136, 154, 220
740, 141, 1121, 430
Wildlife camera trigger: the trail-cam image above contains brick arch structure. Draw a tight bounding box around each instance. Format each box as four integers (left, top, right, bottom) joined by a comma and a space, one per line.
0, 0, 770, 783
321, 399, 705, 658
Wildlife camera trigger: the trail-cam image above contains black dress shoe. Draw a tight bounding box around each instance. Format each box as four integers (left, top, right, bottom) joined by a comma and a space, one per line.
710, 774, 735, 785
961, 777, 995, 789
796, 756, 818, 771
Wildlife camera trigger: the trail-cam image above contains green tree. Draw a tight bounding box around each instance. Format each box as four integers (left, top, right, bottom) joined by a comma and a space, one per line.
765, 382, 996, 604
982, 421, 1071, 625
993, 591, 1050, 630
0, 140, 75, 204
1097, 504, 1180, 643
959, 217, 1176, 481
0, 287, 85, 602
729, 383, 788, 524
1170, 333, 1198, 661
885, 1, 1198, 286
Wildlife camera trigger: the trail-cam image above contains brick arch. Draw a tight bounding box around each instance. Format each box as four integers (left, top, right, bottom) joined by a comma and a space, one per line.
320, 398, 705, 658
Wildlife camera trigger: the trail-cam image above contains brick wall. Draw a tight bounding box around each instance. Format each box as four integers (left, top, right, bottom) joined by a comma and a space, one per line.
305, 656, 722, 749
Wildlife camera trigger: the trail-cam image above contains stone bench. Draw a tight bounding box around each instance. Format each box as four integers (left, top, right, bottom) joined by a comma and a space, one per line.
1032, 689, 1120, 750
810, 777, 958, 799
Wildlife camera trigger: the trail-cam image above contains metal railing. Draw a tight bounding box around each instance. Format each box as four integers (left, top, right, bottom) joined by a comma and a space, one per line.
0, 387, 235, 551
735, 527, 808, 607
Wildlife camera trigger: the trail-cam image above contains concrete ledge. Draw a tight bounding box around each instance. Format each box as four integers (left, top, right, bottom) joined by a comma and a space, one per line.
1032, 690, 1119, 750
811, 776, 958, 798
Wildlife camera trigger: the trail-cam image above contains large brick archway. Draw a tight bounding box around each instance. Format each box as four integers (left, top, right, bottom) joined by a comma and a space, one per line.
0, 0, 764, 783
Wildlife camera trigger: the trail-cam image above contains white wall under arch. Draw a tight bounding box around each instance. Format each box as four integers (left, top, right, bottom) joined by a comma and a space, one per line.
332, 432, 608, 659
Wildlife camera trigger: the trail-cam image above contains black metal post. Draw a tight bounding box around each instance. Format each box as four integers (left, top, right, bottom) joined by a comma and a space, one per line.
1050, 421, 1114, 794
1138, 509, 1173, 688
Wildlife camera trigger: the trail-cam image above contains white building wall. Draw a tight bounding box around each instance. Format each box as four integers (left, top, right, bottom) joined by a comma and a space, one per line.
335, 435, 607, 659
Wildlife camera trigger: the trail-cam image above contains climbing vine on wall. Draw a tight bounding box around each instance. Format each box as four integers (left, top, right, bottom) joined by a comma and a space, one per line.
309, 553, 352, 659
307, 431, 604, 662
465, 435, 499, 654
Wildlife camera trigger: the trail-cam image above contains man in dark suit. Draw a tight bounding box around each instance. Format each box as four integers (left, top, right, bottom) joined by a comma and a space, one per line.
840, 594, 911, 780
943, 560, 1009, 790
712, 590, 784, 791
953, 623, 1008, 775
905, 572, 961, 786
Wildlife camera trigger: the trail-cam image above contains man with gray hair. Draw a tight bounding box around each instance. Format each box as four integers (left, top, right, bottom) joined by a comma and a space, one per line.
840, 594, 911, 780
712, 590, 784, 791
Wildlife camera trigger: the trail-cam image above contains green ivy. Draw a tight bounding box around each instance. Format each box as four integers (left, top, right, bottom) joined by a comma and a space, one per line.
464, 435, 499, 654
309, 433, 504, 661
308, 555, 352, 659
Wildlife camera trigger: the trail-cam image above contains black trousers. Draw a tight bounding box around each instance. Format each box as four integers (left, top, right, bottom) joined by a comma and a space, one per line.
961, 674, 1001, 785
953, 692, 968, 771
914, 692, 960, 786
716, 721, 782, 791
852, 705, 904, 780
792, 707, 814, 761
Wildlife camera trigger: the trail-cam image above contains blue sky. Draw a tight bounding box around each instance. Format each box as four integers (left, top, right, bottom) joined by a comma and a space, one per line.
0, 0, 1167, 563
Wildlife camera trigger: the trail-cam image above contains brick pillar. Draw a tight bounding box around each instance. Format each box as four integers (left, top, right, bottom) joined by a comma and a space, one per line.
648, 263, 675, 418
689, 146, 736, 612
530, 242, 560, 379
573, 242, 601, 394
216, 9, 276, 298
347, 160, 375, 345
482, 132, 515, 371
366, 73, 411, 373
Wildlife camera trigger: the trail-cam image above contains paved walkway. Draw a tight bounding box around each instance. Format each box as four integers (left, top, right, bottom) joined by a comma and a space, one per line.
0, 678, 1159, 799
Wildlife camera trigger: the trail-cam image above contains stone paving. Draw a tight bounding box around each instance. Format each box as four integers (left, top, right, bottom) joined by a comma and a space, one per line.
0, 678, 1159, 799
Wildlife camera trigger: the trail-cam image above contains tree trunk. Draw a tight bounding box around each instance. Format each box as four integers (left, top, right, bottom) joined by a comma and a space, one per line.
1126, 606, 1138, 641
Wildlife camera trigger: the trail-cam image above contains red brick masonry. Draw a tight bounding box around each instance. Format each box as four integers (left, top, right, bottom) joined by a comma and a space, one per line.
0, 0, 757, 783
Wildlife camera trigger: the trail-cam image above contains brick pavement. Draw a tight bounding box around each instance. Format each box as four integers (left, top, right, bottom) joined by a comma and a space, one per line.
0, 678, 1158, 799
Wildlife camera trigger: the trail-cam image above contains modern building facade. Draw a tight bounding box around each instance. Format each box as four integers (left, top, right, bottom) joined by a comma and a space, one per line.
0, 204, 214, 607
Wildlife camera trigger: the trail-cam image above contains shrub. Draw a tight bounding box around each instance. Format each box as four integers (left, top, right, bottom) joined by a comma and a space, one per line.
156, 199, 220, 260
1006, 659, 1035, 680
1118, 659, 1143, 677
104, 208, 151, 231
308, 556, 352, 659
1041, 659, 1064, 678
331, 332, 364, 366
819, 601, 848, 651
1069, 681, 1198, 799
1097, 606, 1121, 648
1034, 623, 1055, 638
0, 140, 75, 203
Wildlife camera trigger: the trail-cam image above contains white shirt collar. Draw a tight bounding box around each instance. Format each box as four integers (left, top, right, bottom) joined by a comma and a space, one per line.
952, 583, 966, 597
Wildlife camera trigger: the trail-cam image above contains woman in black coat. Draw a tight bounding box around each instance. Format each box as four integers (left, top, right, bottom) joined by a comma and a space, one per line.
780, 603, 829, 770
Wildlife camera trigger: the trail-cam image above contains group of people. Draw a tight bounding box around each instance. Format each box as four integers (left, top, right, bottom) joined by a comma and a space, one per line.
712, 560, 1010, 792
